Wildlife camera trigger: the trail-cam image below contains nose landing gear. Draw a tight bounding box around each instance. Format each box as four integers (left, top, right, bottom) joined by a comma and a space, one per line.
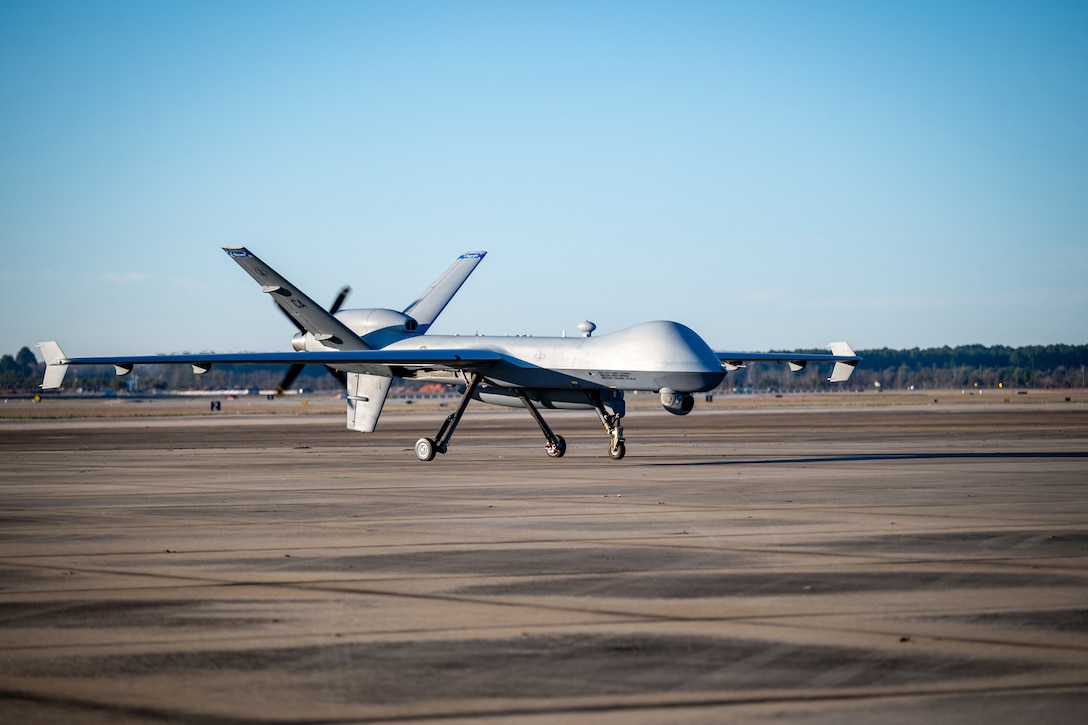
589, 391, 626, 460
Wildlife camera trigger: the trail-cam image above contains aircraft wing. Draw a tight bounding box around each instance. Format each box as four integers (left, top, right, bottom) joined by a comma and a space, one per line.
37, 341, 507, 389
223, 247, 369, 350
716, 342, 861, 383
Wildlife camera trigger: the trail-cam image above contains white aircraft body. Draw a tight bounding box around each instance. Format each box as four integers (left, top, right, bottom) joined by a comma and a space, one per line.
39, 248, 860, 461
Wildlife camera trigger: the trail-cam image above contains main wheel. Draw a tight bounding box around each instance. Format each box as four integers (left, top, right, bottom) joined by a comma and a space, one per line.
608, 441, 626, 460
546, 435, 567, 458
415, 437, 437, 461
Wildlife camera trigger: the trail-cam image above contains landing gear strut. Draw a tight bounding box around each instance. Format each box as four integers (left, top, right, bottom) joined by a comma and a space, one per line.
589, 391, 625, 460
414, 379, 626, 461
414, 373, 483, 461
513, 389, 567, 458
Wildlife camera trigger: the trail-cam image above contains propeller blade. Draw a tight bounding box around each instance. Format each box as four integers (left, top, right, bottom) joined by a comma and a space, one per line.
276, 363, 306, 396
275, 285, 351, 394
329, 286, 351, 315
275, 285, 349, 332
325, 288, 351, 388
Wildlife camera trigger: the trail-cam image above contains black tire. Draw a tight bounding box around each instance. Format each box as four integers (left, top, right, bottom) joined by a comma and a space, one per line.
546, 435, 567, 458
608, 441, 626, 460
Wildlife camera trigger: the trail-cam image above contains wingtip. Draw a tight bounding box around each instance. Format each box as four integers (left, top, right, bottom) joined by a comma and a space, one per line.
37, 341, 66, 364
37, 341, 69, 389
826, 341, 857, 358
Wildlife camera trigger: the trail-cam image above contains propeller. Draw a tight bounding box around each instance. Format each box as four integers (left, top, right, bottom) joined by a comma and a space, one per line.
275, 286, 351, 395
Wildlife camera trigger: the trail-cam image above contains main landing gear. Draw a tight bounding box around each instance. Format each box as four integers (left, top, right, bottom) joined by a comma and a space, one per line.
414, 373, 482, 462
413, 377, 626, 462
514, 389, 567, 458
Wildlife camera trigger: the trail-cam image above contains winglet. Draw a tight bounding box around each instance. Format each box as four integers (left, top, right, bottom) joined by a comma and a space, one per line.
37, 341, 70, 389
826, 341, 859, 383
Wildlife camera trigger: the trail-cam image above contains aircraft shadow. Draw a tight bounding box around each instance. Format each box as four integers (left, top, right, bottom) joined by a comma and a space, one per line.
651, 451, 1088, 467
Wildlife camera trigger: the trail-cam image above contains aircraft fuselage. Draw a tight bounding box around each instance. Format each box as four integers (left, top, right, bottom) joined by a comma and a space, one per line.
384, 320, 725, 394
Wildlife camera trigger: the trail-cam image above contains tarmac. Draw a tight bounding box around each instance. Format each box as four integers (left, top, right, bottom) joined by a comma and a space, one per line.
1, 401, 1087, 723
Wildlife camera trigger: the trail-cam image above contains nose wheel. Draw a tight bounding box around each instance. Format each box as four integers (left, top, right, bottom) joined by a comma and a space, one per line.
589, 391, 626, 460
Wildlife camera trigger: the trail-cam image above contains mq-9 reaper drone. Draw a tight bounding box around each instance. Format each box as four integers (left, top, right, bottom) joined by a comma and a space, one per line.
40, 248, 859, 460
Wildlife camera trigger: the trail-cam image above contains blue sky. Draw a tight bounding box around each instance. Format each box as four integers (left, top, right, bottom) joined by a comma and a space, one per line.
2, 0, 1085, 358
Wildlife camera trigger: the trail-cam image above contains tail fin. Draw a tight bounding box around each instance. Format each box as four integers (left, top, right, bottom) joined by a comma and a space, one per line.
37, 341, 70, 389
402, 252, 486, 334
223, 247, 369, 350
345, 372, 392, 432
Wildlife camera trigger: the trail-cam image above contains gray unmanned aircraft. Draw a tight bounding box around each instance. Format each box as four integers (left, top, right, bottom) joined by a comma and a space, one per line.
40, 248, 860, 461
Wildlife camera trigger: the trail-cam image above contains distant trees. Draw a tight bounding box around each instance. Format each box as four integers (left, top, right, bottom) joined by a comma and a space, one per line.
729, 344, 1088, 392
878, 344, 1086, 390
0, 348, 345, 394
121, 360, 343, 392
1, 347, 44, 392
4, 343, 1088, 394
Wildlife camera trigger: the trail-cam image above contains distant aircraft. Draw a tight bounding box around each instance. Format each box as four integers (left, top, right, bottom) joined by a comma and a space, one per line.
40, 248, 860, 461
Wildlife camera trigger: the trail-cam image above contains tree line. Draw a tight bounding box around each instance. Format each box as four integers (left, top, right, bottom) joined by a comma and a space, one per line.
733, 343, 1088, 392
5, 343, 1088, 394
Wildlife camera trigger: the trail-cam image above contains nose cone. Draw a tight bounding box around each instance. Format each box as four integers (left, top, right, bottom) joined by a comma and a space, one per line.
636, 321, 720, 370
608, 321, 724, 393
